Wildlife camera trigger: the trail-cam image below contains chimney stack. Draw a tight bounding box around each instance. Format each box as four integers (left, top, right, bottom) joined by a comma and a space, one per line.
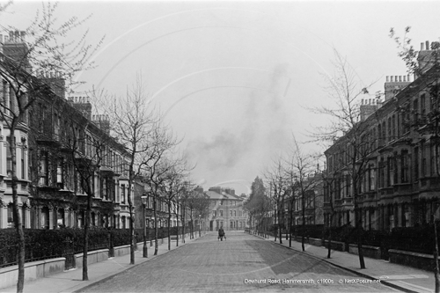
92, 114, 110, 135
2, 30, 31, 72
69, 96, 92, 120
40, 71, 66, 99
384, 74, 411, 101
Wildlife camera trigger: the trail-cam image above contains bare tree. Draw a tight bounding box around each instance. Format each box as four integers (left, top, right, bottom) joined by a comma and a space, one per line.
64, 115, 113, 281
102, 76, 155, 264
285, 169, 297, 248
183, 186, 209, 239
161, 158, 189, 250
322, 169, 338, 259
264, 159, 290, 244
178, 181, 197, 243
311, 50, 381, 269
0, 3, 102, 291
0, 0, 12, 12
192, 189, 210, 237
172, 179, 190, 246
141, 122, 179, 255
286, 137, 321, 251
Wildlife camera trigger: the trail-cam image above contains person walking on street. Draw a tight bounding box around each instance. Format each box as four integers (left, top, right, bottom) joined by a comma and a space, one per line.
218, 227, 226, 241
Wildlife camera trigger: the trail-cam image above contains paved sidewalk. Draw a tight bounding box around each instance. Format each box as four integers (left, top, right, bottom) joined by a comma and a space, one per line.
1, 233, 204, 293
253, 233, 434, 293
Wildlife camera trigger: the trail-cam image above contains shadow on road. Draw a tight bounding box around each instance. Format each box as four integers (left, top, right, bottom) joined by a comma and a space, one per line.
245, 239, 360, 278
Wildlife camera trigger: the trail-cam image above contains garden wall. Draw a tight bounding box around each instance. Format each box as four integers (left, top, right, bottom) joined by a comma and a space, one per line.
388, 249, 436, 271
0, 258, 65, 289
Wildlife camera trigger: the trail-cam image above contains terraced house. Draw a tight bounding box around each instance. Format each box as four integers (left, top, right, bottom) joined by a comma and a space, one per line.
0, 32, 133, 229
205, 186, 247, 231
324, 40, 440, 231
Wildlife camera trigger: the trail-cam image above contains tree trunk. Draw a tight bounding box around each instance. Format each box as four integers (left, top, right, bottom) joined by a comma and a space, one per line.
302, 193, 306, 252
434, 134, 440, 293
128, 165, 135, 265
82, 192, 92, 281
182, 215, 185, 244
176, 205, 179, 247
249, 214, 252, 232
154, 196, 158, 255
327, 212, 334, 259
168, 203, 171, 251
289, 204, 293, 248
433, 216, 439, 293
129, 205, 135, 264
142, 205, 147, 258
9, 127, 25, 293
356, 211, 366, 269
264, 214, 267, 238
277, 207, 282, 244
190, 211, 193, 239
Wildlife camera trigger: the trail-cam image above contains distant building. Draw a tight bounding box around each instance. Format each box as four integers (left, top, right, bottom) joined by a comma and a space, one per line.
205, 186, 248, 231
134, 179, 180, 230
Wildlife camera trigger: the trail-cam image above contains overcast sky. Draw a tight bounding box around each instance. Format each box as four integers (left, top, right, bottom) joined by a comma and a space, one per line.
2, 0, 440, 194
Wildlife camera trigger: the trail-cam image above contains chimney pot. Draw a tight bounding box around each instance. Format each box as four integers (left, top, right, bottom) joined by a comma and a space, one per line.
386, 76, 389, 82
426, 41, 430, 51
421, 42, 425, 51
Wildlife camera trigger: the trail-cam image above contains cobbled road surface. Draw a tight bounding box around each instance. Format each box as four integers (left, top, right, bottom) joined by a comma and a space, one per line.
79, 232, 398, 293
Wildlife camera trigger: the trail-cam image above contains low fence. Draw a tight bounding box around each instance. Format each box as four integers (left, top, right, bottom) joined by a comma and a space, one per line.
249, 224, 440, 271
0, 232, 197, 290
0, 227, 182, 269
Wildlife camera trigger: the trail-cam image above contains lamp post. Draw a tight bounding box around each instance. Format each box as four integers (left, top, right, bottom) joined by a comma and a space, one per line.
285, 207, 289, 241
150, 217, 154, 247
141, 194, 148, 258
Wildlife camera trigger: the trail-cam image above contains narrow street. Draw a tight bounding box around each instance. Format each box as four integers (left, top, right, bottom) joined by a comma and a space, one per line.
79, 232, 398, 293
